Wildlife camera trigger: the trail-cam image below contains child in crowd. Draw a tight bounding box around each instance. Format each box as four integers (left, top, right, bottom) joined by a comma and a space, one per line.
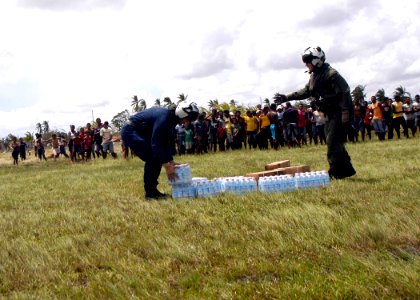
68, 125, 77, 161
11, 137, 20, 165
231, 117, 241, 149
59, 136, 69, 158
46, 133, 61, 160
184, 122, 194, 154
19, 138, 27, 161
216, 122, 226, 151
72, 131, 83, 161
194, 114, 207, 154
362, 103, 372, 141
83, 128, 93, 160
100, 121, 117, 159
35, 133, 47, 161
175, 120, 186, 155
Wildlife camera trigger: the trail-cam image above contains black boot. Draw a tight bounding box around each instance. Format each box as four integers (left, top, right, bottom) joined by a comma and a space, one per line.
145, 189, 168, 200
329, 164, 356, 179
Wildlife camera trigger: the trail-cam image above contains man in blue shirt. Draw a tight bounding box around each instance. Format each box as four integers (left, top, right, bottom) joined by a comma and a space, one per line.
121, 101, 199, 200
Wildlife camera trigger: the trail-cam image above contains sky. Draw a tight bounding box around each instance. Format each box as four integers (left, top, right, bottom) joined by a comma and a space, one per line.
0, 0, 419, 137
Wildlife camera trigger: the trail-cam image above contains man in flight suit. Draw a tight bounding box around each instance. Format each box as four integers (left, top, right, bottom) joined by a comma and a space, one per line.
274, 46, 356, 179
121, 101, 199, 200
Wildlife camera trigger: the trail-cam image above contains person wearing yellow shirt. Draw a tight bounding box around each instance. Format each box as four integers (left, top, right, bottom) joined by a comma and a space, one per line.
392, 95, 408, 139
244, 110, 258, 149
223, 110, 234, 150
369, 96, 385, 140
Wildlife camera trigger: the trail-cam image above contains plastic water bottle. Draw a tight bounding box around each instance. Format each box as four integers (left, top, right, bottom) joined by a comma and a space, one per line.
320, 170, 330, 186
295, 173, 301, 189
169, 164, 192, 185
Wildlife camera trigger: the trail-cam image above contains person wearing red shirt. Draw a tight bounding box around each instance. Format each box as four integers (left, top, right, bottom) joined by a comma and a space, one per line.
297, 103, 307, 145
83, 129, 93, 160
362, 101, 372, 141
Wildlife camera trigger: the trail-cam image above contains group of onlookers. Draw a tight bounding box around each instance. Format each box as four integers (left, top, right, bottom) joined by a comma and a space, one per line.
174, 102, 328, 156
9, 118, 118, 165
174, 94, 419, 155
7, 93, 420, 164
355, 94, 419, 141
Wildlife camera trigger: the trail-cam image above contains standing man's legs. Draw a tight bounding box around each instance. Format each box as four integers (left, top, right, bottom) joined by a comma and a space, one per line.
326, 116, 356, 179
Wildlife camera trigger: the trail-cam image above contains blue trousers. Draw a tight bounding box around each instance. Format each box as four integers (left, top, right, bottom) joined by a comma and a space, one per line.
121, 124, 162, 194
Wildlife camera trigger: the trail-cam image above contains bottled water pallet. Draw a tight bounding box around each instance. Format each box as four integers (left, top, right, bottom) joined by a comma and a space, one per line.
169, 162, 330, 199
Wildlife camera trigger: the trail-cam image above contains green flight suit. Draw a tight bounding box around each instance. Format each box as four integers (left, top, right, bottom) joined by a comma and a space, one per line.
286, 63, 356, 178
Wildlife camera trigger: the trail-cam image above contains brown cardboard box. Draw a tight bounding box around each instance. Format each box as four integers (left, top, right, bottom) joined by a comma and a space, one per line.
278, 165, 310, 175
246, 165, 310, 180
265, 160, 291, 170
245, 169, 284, 180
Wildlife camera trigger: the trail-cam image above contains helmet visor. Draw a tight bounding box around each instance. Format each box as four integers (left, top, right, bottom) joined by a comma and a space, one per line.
302, 53, 313, 64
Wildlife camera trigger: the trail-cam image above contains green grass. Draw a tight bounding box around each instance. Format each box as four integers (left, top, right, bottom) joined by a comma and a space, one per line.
0, 138, 419, 299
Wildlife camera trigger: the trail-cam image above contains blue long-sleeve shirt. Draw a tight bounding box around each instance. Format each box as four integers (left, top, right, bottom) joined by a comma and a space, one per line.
128, 107, 176, 164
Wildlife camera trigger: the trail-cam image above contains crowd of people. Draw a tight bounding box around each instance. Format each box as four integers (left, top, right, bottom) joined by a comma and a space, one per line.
173, 94, 419, 156
7, 93, 419, 166
8, 118, 119, 165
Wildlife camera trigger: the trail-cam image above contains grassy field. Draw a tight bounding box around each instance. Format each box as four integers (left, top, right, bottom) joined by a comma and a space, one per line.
0, 137, 419, 299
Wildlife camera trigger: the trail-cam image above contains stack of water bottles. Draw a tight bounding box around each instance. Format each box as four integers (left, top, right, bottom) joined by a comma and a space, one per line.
219, 176, 258, 194
169, 164, 196, 199
258, 175, 296, 193
169, 164, 330, 199
258, 171, 330, 193
194, 178, 222, 198
294, 171, 330, 189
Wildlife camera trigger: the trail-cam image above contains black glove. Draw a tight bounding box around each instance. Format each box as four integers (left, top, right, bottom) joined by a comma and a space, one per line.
273, 93, 288, 104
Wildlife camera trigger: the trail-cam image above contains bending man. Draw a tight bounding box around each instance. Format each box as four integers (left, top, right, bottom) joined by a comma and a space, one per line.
121, 101, 199, 199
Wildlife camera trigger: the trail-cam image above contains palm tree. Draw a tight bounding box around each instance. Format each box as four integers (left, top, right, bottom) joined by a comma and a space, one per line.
154, 98, 161, 107
36, 122, 42, 134
375, 88, 386, 102
24, 131, 34, 143
263, 98, 270, 105
351, 85, 366, 102
131, 95, 140, 112
139, 99, 147, 111
163, 97, 172, 107
229, 99, 237, 111
220, 102, 230, 111
163, 97, 177, 110
394, 85, 411, 100
177, 93, 188, 104
208, 99, 219, 110
42, 121, 50, 134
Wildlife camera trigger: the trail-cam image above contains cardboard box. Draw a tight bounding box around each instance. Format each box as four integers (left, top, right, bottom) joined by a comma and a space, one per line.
278, 165, 310, 175
265, 160, 291, 170
246, 165, 310, 180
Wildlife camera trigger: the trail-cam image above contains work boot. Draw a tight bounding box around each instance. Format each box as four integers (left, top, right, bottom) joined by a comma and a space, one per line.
145, 190, 168, 201
328, 165, 356, 179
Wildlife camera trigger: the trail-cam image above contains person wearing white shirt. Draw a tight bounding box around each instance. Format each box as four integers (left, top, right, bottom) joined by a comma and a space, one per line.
100, 121, 117, 158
